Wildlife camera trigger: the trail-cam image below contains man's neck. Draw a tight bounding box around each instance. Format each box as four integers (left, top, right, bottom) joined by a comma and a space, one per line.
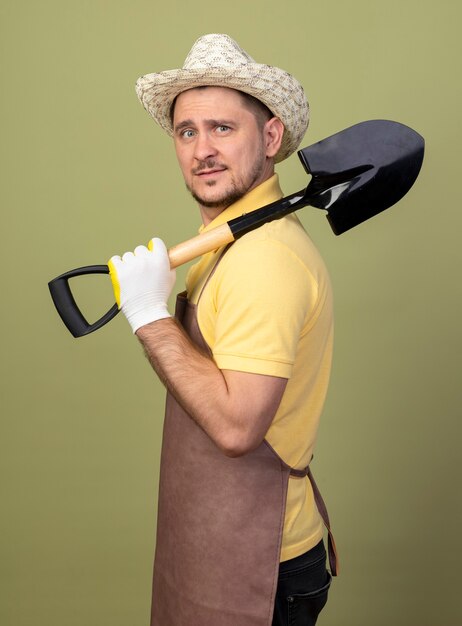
199, 204, 227, 227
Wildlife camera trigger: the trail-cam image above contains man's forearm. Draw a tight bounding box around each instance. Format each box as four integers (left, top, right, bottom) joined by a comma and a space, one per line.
136, 318, 244, 455
135, 318, 287, 457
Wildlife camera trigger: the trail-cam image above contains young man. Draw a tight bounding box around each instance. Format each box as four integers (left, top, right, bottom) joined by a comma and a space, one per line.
109, 34, 337, 626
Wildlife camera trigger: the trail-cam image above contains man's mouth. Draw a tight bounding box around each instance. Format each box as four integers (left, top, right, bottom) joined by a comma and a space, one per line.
196, 168, 227, 178
193, 160, 228, 177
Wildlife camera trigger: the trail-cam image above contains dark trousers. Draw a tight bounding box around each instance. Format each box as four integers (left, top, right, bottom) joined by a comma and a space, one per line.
272, 540, 332, 626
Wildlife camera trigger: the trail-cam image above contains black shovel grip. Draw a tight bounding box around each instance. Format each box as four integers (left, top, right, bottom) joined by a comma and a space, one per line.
48, 265, 119, 338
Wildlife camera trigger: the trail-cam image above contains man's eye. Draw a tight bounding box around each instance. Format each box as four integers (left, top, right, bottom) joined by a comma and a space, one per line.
181, 129, 195, 138
217, 125, 230, 133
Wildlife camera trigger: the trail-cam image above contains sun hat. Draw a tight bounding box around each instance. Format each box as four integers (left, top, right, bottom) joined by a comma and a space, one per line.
135, 33, 309, 163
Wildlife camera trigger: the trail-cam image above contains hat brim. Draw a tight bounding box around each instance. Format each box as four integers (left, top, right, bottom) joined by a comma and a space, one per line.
135, 63, 309, 163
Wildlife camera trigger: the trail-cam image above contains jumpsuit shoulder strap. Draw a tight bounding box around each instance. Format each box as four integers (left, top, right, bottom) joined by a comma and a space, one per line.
196, 243, 234, 305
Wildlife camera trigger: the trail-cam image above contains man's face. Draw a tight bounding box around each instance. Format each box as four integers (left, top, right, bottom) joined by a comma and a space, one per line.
172, 87, 275, 220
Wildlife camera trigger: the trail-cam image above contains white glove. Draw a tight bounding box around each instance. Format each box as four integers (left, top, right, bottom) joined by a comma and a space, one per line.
108, 238, 176, 333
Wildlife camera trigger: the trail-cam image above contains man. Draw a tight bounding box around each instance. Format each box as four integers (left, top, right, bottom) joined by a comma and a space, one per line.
109, 34, 337, 626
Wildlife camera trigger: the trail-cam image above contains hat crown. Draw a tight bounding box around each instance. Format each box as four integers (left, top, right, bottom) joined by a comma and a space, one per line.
183, 34, 256, 70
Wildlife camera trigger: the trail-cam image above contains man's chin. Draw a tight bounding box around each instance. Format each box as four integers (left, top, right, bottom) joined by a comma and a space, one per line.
188, 184, 245, 210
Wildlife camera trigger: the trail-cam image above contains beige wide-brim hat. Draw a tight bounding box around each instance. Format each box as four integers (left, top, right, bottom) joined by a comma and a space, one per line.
135, 33, 309, 163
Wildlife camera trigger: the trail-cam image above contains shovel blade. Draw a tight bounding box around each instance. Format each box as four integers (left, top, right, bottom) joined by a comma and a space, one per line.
298, 120, 425, 234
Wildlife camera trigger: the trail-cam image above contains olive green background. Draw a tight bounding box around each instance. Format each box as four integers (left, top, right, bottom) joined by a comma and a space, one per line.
1, 1, 460, 624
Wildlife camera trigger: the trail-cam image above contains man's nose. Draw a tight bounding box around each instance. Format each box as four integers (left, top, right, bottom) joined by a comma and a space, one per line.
194, 132, 218, 161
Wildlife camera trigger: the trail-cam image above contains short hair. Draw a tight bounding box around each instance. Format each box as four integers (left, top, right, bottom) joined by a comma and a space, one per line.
170, 87, 274, 129
237, 91, 273, 129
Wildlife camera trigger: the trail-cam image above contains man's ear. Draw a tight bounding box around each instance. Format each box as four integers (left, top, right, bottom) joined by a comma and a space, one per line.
264, 117, 285, 158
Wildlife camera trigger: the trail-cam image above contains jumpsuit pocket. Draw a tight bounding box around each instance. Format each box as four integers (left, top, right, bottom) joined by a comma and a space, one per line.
287, 571, 332, 626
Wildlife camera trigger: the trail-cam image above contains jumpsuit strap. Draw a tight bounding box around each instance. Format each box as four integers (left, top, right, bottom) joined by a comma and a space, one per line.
289, 464, 339, 576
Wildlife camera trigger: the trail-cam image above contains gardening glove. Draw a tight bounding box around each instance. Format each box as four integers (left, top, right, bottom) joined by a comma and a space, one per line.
108, 237, 176, 333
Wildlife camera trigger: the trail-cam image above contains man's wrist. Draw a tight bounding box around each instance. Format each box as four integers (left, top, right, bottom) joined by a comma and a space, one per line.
122, 293, 171, 333
135, 315, 175, 338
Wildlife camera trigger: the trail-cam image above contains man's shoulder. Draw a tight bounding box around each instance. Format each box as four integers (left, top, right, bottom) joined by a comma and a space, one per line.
220, 214, 329, 283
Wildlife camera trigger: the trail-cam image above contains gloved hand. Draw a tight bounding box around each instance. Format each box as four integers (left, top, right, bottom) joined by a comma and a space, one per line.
108, 238, 176, 333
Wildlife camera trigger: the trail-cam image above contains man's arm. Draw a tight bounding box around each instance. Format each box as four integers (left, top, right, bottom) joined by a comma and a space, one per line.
136, 318, 287, 457
108, 238, 287, 457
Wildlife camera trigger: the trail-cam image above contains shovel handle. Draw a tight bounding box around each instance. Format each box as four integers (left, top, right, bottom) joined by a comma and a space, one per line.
168, 223, 234, 267
48, 265, 119, 337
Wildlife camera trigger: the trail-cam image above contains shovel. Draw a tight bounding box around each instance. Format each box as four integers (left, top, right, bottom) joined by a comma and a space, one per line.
48, 119, 424, 338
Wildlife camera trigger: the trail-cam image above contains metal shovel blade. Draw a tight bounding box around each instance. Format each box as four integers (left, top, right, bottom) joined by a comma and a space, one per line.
298, 120, 425, 234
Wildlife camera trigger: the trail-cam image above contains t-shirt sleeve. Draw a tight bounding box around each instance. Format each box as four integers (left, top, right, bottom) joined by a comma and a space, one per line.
208, 238, 319, 378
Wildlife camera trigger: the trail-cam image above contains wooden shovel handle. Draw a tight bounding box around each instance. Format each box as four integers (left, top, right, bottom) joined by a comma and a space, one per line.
168, 223, 235, 268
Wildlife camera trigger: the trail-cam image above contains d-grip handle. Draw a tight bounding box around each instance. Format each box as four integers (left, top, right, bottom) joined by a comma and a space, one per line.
48, 265, 119, 337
